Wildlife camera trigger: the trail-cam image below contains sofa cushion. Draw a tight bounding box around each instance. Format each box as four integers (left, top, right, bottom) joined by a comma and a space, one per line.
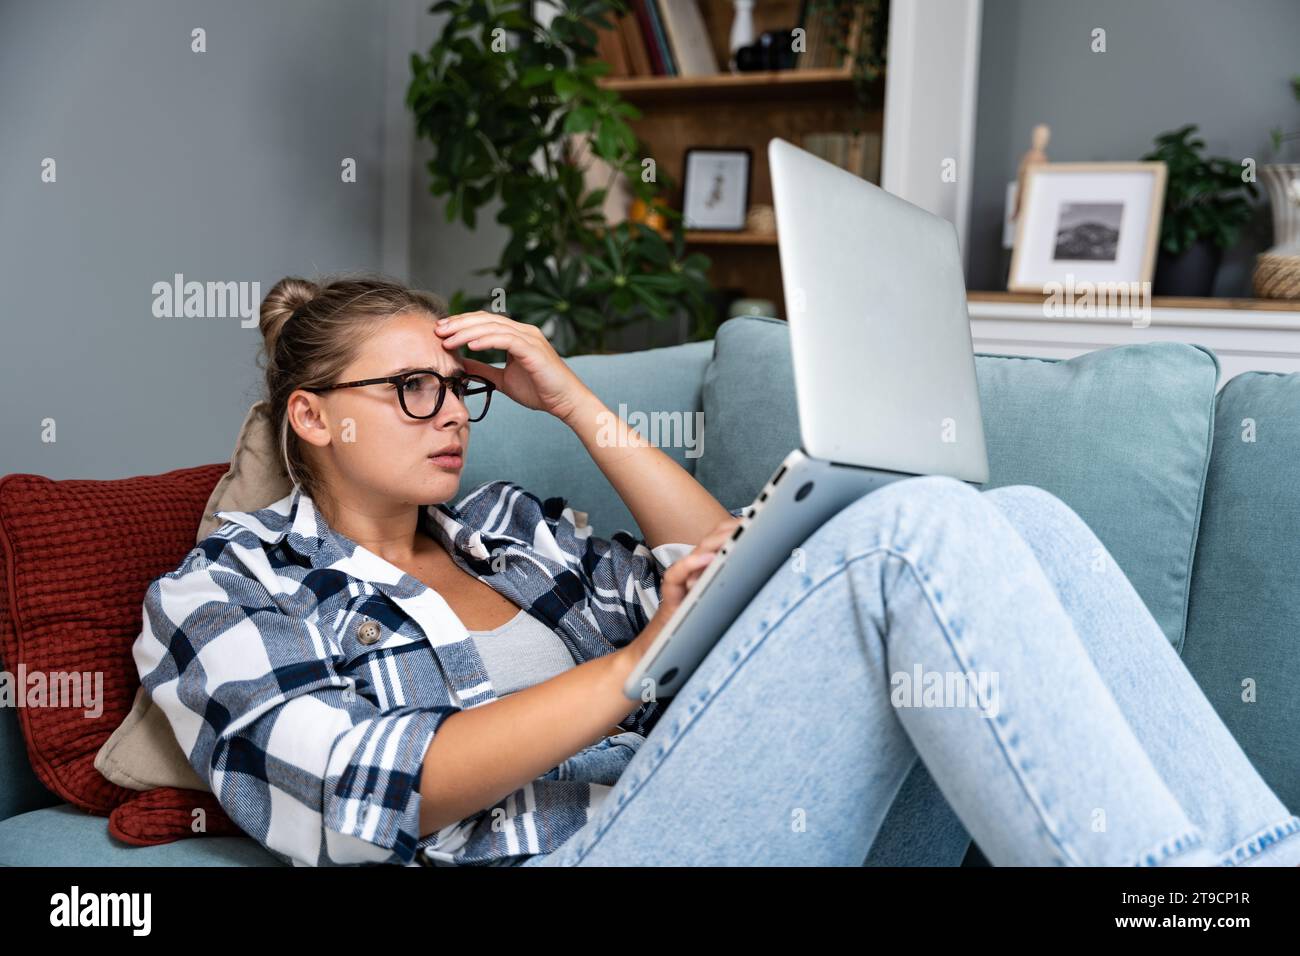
0, 462, 242, 844
461, 339, 714, 539
107, 784, 245, 845
0, 692, 61, 823
1182, 371, 1300, 812
95, 685, 208, 792
695, 315, 1219, 651
95, 400, 293, 798
195, 400, 292, 543
0, 804, 283, 866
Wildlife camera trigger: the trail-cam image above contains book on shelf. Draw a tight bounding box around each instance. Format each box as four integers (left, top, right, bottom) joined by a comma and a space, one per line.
631, 0, 668, 75
595, 7, 655, 76
641, 0, 677, 75
658, 0, 719, 75
795, 0, 871, 71
592, 0, 719, 77
803, 131, 882, 184
619, 8, 654, 75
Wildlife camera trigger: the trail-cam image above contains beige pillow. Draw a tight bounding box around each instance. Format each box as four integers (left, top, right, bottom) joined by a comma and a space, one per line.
96, 400, 292, 792
94, 686, 208, 791
195, 399, 293, 543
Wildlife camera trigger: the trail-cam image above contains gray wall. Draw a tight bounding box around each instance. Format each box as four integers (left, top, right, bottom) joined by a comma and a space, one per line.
407, 9, 509, 332
0, 0, 399, 480
0, 0, 676, 484
968, 0, 1300, 294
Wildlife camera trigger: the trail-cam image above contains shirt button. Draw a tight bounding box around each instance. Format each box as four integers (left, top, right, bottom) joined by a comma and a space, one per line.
357, 619, 382, 645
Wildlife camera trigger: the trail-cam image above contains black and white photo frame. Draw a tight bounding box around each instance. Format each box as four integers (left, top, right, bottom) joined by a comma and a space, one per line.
1009, 162, 1167, 291
681, 147, 752, 231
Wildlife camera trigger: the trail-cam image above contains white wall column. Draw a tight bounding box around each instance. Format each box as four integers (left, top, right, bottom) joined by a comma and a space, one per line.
881, 0, 984, 274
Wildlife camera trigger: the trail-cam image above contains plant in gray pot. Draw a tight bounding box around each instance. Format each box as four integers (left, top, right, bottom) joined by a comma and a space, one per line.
1141, 124, 1259, 297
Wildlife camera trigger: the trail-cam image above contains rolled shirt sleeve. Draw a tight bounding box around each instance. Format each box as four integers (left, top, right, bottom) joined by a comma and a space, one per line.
133, 552, 457, 866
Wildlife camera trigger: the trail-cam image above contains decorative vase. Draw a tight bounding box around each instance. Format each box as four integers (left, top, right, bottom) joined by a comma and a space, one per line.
1253, 164, 1300, 300
1260, 163, 1300, 249
729, 0, 756, 73
1153, 239, 1222, 298
728, 297, 778, 319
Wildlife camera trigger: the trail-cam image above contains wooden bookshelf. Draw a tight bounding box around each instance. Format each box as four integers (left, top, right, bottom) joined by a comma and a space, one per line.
599, 65, 858, 103
592, 0, 884, 323
679, 229, 778, 246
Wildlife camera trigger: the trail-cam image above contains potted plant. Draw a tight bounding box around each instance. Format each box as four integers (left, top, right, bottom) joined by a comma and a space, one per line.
1141, 124, 1259, 297
801, 0, 889, 124
406, 0, 715, 357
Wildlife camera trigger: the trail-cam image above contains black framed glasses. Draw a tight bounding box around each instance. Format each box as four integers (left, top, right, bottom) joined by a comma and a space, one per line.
303, 369, 495, 421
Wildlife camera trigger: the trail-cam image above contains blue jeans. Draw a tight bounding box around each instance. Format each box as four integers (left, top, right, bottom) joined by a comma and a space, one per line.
520, 476, 1300, 866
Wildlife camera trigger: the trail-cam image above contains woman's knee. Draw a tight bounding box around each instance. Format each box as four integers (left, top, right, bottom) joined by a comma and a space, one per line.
811, 474, 993, 558
862, 473, 980, 510
981, 484, 1112, 579
982, 484, 1094, 542
871, 473, 987, 517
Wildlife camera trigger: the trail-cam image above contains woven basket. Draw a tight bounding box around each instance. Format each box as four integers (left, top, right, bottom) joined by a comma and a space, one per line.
1253, 252, 1300, 300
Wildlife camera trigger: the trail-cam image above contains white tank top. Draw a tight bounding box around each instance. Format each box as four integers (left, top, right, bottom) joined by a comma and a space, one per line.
464, 608, 578, 696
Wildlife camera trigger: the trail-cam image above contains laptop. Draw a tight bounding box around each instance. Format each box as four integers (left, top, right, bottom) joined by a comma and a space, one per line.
620, 136, 989, 702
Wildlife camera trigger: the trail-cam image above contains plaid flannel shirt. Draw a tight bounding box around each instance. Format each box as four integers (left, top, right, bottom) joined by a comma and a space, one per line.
134, 478, 743, 867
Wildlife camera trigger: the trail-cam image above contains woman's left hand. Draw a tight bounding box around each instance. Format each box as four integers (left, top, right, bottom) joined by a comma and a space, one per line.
435, 311, 596, 423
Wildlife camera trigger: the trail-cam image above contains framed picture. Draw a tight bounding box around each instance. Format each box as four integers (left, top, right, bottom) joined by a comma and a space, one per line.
681, 147, 752, 231
1008, 162, 1167, 292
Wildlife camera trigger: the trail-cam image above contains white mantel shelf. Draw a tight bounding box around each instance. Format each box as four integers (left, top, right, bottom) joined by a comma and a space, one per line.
966, 292, 1300, 385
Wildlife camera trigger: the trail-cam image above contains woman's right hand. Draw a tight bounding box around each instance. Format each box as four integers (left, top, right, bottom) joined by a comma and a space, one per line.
622, 514, 743, 675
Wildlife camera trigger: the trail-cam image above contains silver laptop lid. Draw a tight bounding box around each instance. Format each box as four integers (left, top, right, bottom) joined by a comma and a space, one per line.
768, 137, 989, 483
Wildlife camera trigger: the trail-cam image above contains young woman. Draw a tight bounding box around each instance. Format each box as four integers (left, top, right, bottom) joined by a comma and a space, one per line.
135, 273, 1300, 867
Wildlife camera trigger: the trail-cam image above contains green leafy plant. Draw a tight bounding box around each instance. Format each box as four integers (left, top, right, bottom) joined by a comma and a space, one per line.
1267, 73, 1300, 156
802, 0, 889, 129
1141, 124, 1259, 256
407, 0, 714, 356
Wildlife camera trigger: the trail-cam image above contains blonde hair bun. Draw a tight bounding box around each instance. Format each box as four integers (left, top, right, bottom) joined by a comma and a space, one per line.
259, 277, 320, 357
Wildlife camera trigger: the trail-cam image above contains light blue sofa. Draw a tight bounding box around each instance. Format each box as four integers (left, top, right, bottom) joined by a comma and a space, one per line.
2, 314, 1297, 866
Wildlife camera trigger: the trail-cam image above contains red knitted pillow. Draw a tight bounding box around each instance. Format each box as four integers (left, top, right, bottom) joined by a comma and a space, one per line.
0, 463, 240, 845
108, 787, 245, 844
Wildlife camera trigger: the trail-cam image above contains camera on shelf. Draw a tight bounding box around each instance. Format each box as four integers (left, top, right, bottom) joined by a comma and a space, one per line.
733, 29, 798, 73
